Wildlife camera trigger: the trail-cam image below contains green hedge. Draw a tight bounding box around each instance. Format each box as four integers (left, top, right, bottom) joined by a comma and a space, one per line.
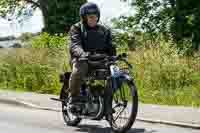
0, 32, 70, 94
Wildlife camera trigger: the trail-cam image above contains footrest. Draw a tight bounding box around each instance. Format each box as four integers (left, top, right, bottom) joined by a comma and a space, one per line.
50, 97, 64, 102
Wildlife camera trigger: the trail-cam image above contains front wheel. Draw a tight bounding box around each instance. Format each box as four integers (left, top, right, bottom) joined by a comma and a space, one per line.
109, 80, 138, 133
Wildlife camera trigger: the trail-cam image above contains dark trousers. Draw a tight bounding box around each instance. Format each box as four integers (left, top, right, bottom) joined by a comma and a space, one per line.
68, 60, 88, 97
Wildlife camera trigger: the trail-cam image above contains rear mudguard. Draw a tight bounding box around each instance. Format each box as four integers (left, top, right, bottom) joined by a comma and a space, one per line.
59, 72, 71, 99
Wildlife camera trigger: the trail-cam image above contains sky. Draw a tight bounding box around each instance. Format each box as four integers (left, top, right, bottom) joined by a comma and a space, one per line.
0, 0, 133, 37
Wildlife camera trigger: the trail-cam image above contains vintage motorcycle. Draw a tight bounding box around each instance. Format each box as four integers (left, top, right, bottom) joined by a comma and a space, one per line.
51, 52, 138, 133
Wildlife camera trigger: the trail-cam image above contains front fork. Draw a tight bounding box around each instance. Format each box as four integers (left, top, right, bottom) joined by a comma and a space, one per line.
103, 77, 114, 117
110, 74, 133, 109
103, 75, 126, 116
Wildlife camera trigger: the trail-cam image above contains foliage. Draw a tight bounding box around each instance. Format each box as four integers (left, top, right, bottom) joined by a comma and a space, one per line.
0, 0, 86, 33
118, 0, 200, 50
0, 48, 70, 94
19, 32, 35, 42
112, 21, 195, 55
0, 32, 70, 94
129, 41, 200, 107
112, 31, 129, 52
30, 32, 67, 48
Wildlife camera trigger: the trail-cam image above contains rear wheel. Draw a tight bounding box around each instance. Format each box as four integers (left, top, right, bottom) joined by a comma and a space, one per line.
110, 80, 138, 133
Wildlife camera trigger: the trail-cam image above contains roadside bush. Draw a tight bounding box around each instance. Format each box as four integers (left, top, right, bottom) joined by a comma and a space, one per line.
0, 33, 70, 94
129, 41, 200, 107
30, 32, 67, 48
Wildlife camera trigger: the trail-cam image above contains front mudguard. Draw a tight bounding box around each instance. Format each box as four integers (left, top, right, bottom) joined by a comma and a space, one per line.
112, 73, 134, 92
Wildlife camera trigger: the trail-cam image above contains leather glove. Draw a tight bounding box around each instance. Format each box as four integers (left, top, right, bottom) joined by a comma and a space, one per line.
80, 52, 90, 58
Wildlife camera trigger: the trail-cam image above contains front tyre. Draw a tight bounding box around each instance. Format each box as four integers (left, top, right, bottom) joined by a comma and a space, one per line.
109, 80, 138, 133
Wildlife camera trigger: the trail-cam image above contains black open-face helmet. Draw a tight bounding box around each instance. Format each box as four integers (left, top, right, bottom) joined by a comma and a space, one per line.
80, 2, 100, 23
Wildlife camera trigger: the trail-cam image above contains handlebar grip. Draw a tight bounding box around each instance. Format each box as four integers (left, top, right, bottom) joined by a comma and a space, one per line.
78, 58, 88, 61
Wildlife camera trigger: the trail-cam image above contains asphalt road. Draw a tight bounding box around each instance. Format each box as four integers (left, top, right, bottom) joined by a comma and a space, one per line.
0, 103, 199, 133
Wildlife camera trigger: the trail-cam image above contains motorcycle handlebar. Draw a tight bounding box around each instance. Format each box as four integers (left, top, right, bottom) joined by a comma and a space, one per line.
78, 53, 126, 61
78, 53, 132, 69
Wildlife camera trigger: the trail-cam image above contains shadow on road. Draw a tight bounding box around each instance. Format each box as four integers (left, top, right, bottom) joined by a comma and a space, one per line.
76, 124, 157, 133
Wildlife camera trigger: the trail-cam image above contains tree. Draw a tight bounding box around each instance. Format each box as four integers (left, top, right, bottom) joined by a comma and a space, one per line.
0, 0, 86, 33
119, 0, 199, 50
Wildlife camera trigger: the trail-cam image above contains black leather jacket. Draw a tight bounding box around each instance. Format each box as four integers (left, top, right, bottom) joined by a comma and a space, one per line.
69, 22, 116, 63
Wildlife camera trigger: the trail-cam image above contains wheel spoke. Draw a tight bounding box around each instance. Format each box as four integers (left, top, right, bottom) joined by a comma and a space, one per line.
113, 106, 125, 122
62, 98, 79, 122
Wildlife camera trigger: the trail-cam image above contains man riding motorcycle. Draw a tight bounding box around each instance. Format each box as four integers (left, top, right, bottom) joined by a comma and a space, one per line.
67, 2, 116, 119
